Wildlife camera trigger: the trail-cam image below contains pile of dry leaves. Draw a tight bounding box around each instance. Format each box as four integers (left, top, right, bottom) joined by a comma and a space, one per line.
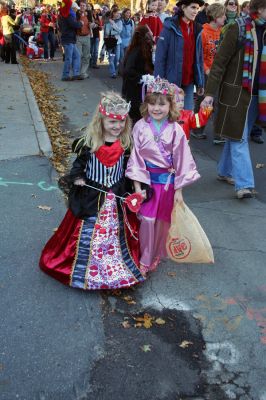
21, 57, 71, 175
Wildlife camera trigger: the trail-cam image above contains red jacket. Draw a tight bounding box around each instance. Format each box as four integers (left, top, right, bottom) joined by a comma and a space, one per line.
139, 14, 162, 41
178, 108, 211, 140
40, 13, 56, 33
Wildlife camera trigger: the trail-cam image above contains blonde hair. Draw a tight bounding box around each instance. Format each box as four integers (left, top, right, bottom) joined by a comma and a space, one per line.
206, 3, 225, 20
84, 92, 132, 152
140, 93, 180, 122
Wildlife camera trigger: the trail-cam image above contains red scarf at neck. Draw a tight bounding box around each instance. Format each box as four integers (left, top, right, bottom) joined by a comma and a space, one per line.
95, 140, 124, 167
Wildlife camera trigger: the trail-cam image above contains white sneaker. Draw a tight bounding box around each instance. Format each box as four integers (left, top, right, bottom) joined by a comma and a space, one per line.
236, 188, 253, 199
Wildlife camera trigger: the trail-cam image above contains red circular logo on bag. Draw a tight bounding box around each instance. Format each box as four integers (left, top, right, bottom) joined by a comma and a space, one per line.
168, 237, 191, 260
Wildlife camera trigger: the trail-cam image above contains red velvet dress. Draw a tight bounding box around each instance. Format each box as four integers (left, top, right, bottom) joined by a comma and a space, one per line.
39, 139, 145, 290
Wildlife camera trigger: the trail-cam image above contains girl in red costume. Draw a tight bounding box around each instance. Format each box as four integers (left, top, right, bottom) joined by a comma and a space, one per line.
176, 87, 212, 140
40, 92, 145, 290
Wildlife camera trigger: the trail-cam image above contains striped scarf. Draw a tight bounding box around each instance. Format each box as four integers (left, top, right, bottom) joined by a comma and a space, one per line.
242, 14, 266, 124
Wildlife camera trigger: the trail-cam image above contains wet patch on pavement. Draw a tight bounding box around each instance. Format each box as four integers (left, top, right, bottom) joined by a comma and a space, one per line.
88, 291, 229, 400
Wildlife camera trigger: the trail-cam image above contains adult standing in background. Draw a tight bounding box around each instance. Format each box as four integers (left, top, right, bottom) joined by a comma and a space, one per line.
195, 1, 209, 25
201, 0, 266, 199
104, 6, 122, 78
122, 25, 154, 124
1, 6, 21, 64
76, 0, 92, 79
157, 0, 170, 23
154, 0, 205, 110
241, 1, 250, 16
90, 3, 102, 69
192, 2, 226, 141
40, 5, 56, 61
120, 8, 134, 63
222, 0, 264, 143
58, 0, 83, 81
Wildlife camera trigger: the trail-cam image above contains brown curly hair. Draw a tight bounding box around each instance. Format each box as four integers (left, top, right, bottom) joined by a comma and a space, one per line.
124, 25, 154, 74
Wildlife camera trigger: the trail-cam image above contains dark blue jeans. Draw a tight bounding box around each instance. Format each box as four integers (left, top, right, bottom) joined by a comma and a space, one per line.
42, 31, 56, 59
90, 37, 99, 66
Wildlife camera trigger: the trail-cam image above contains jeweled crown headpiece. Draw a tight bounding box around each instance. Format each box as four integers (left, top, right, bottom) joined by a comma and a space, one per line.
140, 75, 181, 101
99, 94, 131, 121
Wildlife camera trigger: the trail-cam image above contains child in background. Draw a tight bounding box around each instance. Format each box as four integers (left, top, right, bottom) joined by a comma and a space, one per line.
40, 92, 145, 290
139, 0, 163, 42
126, 76, 200, 275
192, 3, 226, 141
177, 87, 212, 140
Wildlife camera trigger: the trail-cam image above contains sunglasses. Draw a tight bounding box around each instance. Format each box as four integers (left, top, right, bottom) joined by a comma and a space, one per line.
228, 1, 237, 5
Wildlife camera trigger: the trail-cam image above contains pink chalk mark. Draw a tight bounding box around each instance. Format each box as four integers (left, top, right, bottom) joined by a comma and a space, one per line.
225, 298, 237, 305
260, 336, 266, 345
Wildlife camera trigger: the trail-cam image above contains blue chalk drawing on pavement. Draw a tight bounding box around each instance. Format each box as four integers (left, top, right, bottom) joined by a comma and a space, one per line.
0, 177, 58, 191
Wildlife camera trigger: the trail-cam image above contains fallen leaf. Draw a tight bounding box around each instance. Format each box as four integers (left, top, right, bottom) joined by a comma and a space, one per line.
122, 295, 136, 305
256, 163, 265, 169
38, 205, 52, 211
179, 340, 193, 349
134, 323, 143, 328
133, 313, 153, 329
140, 344, 152, 352
121, 320, 131, 329
83, 112, 89, 116
155, 318, 166, 325
53, 227, 58, 232
167, 271, 177, 277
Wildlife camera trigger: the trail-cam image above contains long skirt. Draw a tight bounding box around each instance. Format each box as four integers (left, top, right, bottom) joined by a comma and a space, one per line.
138, 182, 174, 272
39, 193, 145, 290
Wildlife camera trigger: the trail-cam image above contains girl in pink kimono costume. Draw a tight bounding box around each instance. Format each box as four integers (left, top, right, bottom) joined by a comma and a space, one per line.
126, 77, 200, 274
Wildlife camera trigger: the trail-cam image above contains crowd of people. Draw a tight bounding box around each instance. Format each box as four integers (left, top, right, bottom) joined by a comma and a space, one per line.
1, 0, 266, 286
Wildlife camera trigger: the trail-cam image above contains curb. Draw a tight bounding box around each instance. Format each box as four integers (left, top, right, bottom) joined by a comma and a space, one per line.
18, 64, 53, 159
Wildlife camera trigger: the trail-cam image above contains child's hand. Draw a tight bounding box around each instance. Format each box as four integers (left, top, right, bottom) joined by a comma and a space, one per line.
174, 189, 183, 205
140, 190, 147, 201
74, 178, 86, 186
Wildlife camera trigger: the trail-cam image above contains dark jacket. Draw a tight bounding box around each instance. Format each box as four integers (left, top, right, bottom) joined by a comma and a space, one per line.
122, 47, 153, 125
59, 138, 133, 218
58, 14, 82, 44
205, 22, 259, 140
154, 15, 204, 88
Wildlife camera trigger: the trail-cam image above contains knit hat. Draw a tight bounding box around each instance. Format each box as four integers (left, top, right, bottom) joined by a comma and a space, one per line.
176, 0, 205, 7
72, 1, 80, 10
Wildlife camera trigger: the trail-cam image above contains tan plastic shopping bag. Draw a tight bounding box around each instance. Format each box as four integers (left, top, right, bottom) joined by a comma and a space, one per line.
166, 202, 214, 264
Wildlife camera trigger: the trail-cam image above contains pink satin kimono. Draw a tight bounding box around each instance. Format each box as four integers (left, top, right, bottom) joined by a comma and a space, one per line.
126, 118, 200, 271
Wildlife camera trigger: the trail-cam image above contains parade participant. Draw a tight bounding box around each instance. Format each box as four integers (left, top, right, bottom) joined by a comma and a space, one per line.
139, 0, 163, 41
201, 0, 266, 199
176, 86, 212, 140
126, 76, 200, 275
40, 92, 145, 290
154, 0, 205, 110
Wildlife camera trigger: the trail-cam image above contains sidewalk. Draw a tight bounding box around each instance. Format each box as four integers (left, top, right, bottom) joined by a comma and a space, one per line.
0, 63, 52, 160
1, 59, 266, 400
